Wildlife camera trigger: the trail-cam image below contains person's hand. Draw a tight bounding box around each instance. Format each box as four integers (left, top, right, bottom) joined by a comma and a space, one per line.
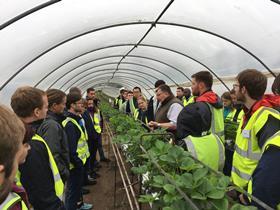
239, 194, 248, 205
148, 121, 158, 128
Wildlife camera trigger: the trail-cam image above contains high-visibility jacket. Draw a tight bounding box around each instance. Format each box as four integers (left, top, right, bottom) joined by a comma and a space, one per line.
33, 134, 64, 200
207, 103, 225, 143
62, 117, 89, 169
183, 133, 225, 171
185, 96, 195, 106
231, 107, 280, 189
0, 192, 28, 210
133, 109, 148, 125
182, 96, 188, 107
226, 109, 244, 123
129, 98, 137, 115
247, 130, 280, 205
89, 110, 102, 134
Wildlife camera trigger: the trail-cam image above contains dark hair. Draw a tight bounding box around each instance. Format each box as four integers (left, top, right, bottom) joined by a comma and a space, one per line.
177, 87, 184, 91
133, 87, 141, 92
155, 80, 166, 88
66, 92, 82, 109
11, 86, 46, 118
0, 105, 25, 178
128, 91, 133, 94
69, 87, 81, 95
237, 69, 267, 100
120, 89, 127, 94
221, 92, 232, 100
157, 84, 173, 95
272, 74, 280, 95
230, 89, 235, 95
46, 89, 66, 108
184, 88, 191, 97
86, 87, 95, 93
191, 71, 213, 89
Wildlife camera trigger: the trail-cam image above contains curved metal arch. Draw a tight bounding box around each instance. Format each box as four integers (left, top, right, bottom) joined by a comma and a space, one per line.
1, 20, 274, 91
0, 0, 61, 30
37, 53, 191, 88
80, 76, 153, 97
82, 79, 152, 98
49, 60, 178, 89
61, 68, 157, 91
64, 70, 155, 92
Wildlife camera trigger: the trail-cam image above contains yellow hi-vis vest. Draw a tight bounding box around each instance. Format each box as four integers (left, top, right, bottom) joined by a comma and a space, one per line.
183, 133, 225, 171
247, 130, 280, 206
89, 110, 102, 134
62, 117, 89, 169
182, 96, 188, 107
129, 98, 137, 115
231, 107, 280, 189
207, 103, 225, 143
133, 109, 148, 125
0, 192, 28, 210
185, 96, 195, 106
226, 109, 244, 123
32, 134, 64, 200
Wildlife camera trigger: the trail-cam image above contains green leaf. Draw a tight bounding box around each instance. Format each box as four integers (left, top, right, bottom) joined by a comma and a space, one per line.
163, 193, 175, 203
191, 191, 207, 200
159, 154, 170, 162
163, 184, 176, 194
196, 178, 214, 195
193, 168, 208, 183
180, 157, 196, 171
206, 189, 225, 199
217, 176, 231, 190
131, 165, 148, 174
151, 175, 166, 188
209, 197, 228, 210
138, 194, 156, 203
179, 173, 193, 189
230, 204, 258, 210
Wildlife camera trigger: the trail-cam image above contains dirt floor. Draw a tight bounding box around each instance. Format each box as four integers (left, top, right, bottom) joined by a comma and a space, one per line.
83, 133, 142, 210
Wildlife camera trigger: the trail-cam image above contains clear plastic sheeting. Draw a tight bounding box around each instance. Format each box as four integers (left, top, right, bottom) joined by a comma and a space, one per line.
0, 0, 279, 104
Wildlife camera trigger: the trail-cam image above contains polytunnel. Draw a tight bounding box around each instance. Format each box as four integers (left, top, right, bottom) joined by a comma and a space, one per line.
1, 0, 280, 210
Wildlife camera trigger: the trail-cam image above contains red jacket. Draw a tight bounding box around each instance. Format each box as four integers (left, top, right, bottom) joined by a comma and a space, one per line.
10, 183, 29, 210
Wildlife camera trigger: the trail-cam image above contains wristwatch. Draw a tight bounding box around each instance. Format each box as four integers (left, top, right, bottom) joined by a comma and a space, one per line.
157, 123, 161, 128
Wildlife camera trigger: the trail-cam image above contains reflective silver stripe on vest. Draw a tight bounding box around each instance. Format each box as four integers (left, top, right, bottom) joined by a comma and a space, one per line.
262, 131, 280, 152
235, 143, 261, 161
78, 141, 86, 148
234, 107, 279, 161
232, 166, 251, 181
207, 103, 224, 138
214, 135, 225, 171
183, 137, 198, 158
0, 192, 21, 208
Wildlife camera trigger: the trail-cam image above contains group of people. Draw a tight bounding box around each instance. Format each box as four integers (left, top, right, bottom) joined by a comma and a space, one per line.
0, 87, 109, 210
114, 70, 280, 209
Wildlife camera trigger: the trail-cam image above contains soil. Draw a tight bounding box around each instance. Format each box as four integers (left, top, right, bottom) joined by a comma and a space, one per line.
83, 133, 147, 210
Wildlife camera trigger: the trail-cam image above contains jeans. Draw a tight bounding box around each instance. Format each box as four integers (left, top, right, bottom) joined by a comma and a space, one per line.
97, 135, 106, 160
65, 166, 84, 210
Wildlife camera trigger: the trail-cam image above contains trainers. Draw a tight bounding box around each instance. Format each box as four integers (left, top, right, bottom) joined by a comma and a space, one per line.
78, 202, 93, 210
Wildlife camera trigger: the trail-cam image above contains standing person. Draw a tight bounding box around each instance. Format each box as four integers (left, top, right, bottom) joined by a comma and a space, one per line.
176, 87, 184, 100
0, 105, 29, 210
86, 88, 95, 100
114, 89, 127, 110
146, 80, 166, 122
230, 69, 280, 209
134, 96, 149, 125
189, 71, 224, 142
183, 88, 192, 106
126, 87, 142, 115
11, 86, 65, 210
37, 89, 70, 183
148, 84, 183, 133
62, 93, 91, 210
221, 92, 235, 120
120, 91, 132, 114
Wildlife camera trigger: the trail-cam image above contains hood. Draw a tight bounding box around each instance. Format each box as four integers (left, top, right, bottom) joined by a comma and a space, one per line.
247, 94, 280, 115
196, 90, 223, 109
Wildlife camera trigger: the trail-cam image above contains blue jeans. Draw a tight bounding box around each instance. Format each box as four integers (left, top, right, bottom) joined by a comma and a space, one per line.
65, 166, 84, 210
